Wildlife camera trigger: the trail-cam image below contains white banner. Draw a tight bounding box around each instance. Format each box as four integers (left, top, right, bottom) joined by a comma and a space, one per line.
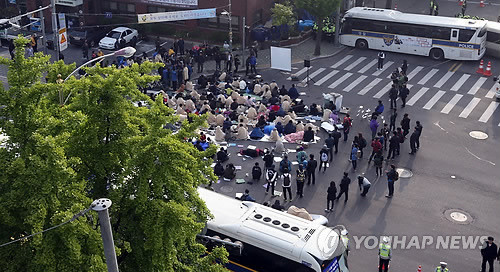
270, 46, 292, 72
58, 13, 67, 51
137, 8, 216, 24
143, 0, 197, 8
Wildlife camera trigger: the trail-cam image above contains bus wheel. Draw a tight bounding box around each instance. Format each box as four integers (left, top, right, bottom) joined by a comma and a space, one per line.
355, 39, 368, 49
429, 48, 444, 60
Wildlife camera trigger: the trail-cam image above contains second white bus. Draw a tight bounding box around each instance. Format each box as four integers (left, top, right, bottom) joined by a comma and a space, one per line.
340, 7, 487, 60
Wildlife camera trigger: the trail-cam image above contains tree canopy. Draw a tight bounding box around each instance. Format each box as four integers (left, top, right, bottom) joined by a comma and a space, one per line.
0, 37, 227, 272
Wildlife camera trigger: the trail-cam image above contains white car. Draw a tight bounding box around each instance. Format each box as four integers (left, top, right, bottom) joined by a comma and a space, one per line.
99, 27, 139, 50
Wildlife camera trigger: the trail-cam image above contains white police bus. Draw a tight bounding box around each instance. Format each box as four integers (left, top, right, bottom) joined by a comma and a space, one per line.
340, 7, 488, 60
198, 188, 349, 272
485, 21, 500, 57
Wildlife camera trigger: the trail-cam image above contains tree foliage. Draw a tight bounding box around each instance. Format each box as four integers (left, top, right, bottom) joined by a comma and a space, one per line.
0, 37, 228, 271
271, 1, 296, 26
295, 0, 341, 55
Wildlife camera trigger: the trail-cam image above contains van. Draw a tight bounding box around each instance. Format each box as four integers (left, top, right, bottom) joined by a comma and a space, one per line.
486, 21, 500, 58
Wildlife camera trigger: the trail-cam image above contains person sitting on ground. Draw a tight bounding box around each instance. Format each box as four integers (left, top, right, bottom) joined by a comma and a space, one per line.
237, 124, 249, 140
217, 147, 229, 162
239, 189, 256, 202
215, 126, 225, 142
303, 126, 315, 142
283, 120, 297, 135
223, 163, 236, 180
269, 128, 281, 141
214, 161, 224, 177
288, 84, 299, 100
257, 115, 267, 128
296, 121, 305, 132
309, 103, 320, 116
271, 199, 285, 211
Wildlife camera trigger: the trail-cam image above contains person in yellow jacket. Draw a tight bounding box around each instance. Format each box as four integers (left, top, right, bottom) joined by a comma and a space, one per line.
30, 34, 38, 52
379, 236, 391, 272
435, 262, 449, 272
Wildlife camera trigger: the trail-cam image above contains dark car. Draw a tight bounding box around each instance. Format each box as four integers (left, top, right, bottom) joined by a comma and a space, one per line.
68, 26, 111, 47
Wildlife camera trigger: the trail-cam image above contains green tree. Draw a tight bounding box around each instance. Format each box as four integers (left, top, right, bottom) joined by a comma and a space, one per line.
296, 0, 341, 55
271, 1, 296, 26
0, 38, 228, 271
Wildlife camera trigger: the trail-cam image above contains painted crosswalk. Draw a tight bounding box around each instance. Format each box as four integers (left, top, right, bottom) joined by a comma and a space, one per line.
288, 55, 500, 123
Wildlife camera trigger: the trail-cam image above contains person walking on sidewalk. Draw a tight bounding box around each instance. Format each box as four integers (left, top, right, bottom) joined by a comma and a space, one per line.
399, 84, 409, 108
306, 154, 317, 185
401, 113, 411, 137
358, 174, 371, 196
385, 164, 399, 198
377, 51, 385, 70
401, 59, 408, 74
480, 236, 498, 272
336, 172, 351, 202
379, 236, 392, 272
343, 114, 352, 141
325, 181, 337, 212
415, 121, 423, 149
319, 145, 329, 173
296, 164, 306, 198
265, 165, 278, 196
281, 168, 292, 202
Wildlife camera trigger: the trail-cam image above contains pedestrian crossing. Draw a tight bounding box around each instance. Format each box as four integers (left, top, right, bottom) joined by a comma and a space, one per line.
287, 54, 500, 124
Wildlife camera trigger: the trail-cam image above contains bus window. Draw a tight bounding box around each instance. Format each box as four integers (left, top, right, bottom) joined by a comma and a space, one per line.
451, 29, 459, 41
478, 27, 487, 38
487, 31, 500, 44
342, 18, 352, 34
459, 29, 475, 42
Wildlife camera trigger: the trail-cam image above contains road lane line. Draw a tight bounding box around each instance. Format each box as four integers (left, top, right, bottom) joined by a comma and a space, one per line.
441, 94, 463, 114
358, 78, 382, 95
343, 75, 367, 92
459, 97, 481, 118
331, 55, 353, 69
434, 71, 454, 88
468, 77, 487, 95
478, 101, 499, 123
301, 68, 325, 84
328, 73, 353, 89
344, 57, 366, 71
417, 69, 439, 85
423, 90, 446, 110
407, 87, 429, 106
314, 70, 339, 86
485, 84, 498, 99
358, 59, 377, 73
450, 74, 470, 91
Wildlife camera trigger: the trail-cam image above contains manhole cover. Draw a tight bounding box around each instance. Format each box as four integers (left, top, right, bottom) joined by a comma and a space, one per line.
396, 168, 413, 178
469, 131, 488, 140
444, 209, 473, 225
220, 185, 234, 193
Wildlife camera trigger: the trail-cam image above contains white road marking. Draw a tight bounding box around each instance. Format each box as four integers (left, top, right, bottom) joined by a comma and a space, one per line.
441, 94, 463, 114
344, 57, 366, 71
478, 101, 499, 123
287, 67, 311, 80
343, 75, 367, 92
407, 87, 430, 106
417, 69, 439, 85
373, 61, 394, 76
468, 77, 487, 95
314, 70, 339, 86
459, 97, 481, 118
423, 90, 446, 110
358, 78, 382, 95
434, 71, 454, 88
331, 55, 353, 69
358, 59, 377, 73
485, 84, 499, 99
301, 68, 325, 84
373, 82, 393, 99
328, 73, 353, 89
407, 66, 424, 80
450, 74, 471, 91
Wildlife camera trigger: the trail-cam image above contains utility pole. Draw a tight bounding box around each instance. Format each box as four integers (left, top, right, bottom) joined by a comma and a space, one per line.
335, 6, 340, 46
228, 0, 232, 51
385, 0, 393, 9
39, 6, 46, 54
50, 0, 59, 60
242, 16, 246, 65
92, 198, 119, 272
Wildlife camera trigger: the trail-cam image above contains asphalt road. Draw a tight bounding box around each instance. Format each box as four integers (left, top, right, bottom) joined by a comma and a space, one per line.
210, 47, 500, 271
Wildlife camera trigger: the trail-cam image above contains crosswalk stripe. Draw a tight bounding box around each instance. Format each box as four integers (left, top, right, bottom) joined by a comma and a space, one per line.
287, 67, 311, 80
343, 75, 368, 92
373, 82, 393, 99
407, 87, 429, 106
328, 73, 353, 89
373, 61, 394, 76
358, 78, 382, 95
441, 94, 463, 114
345, 57, 366, 71
301, 68, 325, 84
314, 70, 339, 86
468, 77, 487, 95
450, 74, 471, 91
478, 101, 499, 122
417, 69, 439, 85
358, 59, 378, 73
434, 71, 454, 88
331, 55, 353, 69
459, 97, 481, 118
407, 66, 424, 80
423, 90, 446, 110
485, 84, 498, 99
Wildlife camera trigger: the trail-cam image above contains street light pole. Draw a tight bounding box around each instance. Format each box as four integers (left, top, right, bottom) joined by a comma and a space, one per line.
228, 0, 232, 51
242, 16, 246, 64
50, 0, 59, 60
92, 198, 119, 272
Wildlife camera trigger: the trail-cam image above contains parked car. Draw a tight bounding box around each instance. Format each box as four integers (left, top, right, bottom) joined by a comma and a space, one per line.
68, 26, 111, 47
99, 27, 139, 50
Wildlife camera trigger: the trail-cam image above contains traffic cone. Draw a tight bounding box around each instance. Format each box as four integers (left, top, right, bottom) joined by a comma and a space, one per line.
483, 61, 492, 77
417, 265, 422, 272
480, 0, 485, 7
459, 0, 463, 6
394, 3, 398, 10
476, 59, 484, 74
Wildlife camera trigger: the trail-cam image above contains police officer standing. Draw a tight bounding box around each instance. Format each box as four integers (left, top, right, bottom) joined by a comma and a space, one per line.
435, 262, 449, 272
378, 236, 392, 272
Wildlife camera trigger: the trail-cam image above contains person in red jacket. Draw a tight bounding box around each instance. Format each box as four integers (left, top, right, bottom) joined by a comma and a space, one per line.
368, 137, 383, 162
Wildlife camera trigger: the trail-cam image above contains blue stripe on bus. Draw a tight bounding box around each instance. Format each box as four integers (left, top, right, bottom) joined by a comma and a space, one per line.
226, 260, 259, 272
347, 30, 480, 49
